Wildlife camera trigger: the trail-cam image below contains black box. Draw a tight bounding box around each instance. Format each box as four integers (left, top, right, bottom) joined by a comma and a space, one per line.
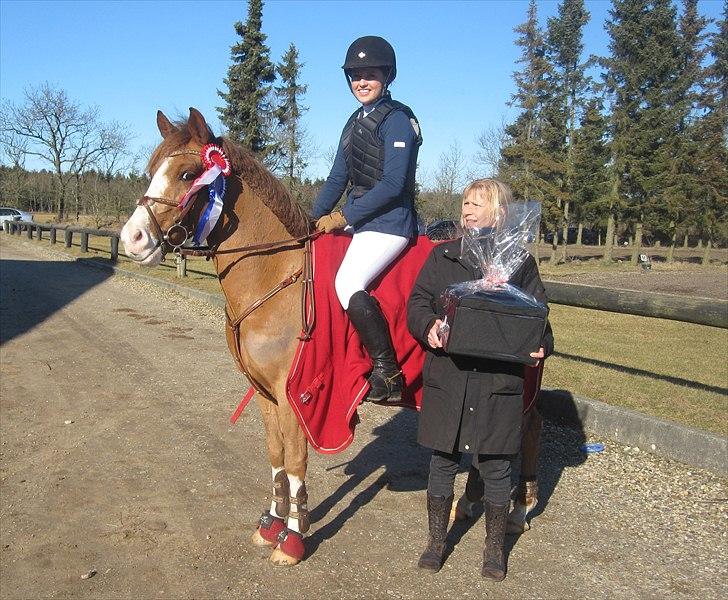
442, 286, 548, 365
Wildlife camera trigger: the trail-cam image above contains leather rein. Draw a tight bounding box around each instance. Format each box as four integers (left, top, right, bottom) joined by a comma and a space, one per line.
136, 148, 317, 344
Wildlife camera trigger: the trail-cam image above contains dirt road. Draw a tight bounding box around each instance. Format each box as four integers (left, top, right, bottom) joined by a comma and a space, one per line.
1, 237, 726, 600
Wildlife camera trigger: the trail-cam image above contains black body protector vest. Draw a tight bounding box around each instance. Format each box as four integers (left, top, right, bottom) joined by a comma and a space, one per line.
341, 96, 422, 199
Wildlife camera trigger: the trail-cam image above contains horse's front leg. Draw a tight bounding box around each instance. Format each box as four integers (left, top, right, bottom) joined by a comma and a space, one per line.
251, 396, 291, 549
269, 395, 309, 566
507, 407, 542, 533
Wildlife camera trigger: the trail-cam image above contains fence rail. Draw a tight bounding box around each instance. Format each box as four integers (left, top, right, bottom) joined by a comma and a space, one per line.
544, 281, 728, 329
4, 219, 120, 260
3, 219, 726, 328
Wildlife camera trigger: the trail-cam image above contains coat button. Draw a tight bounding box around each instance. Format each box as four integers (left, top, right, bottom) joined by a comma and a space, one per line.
469, 407, 474, 412
464, 444, 470, 450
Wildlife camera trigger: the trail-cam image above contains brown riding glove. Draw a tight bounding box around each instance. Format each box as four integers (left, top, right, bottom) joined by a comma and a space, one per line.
315, 211, 348, 233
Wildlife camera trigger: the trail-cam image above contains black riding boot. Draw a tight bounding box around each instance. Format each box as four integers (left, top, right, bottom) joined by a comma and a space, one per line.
346, 291, 402, 403
482, 501, 509, 581
418, 493, 453, 572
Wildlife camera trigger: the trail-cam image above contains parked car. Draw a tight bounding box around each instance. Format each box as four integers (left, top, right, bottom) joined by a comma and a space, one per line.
0, 207, 33, 224
425, 219, 458, 241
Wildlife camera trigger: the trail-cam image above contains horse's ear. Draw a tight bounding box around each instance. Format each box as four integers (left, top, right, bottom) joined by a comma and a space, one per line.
157, 111, 177, 139
188, 107, 212, 145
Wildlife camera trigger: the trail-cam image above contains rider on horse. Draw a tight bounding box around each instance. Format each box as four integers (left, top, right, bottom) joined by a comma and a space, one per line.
312, 35, 423, 405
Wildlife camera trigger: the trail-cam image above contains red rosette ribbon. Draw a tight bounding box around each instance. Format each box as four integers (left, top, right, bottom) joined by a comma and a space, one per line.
201, 143, 231, 177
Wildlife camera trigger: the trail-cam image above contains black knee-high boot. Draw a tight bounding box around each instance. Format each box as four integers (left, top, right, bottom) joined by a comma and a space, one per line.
418, 493, 453, 572
482, 501, 509, 581
346, 290, 402, 403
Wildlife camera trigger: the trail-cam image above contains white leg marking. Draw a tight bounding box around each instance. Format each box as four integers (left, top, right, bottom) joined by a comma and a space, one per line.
287, 475, 304, 533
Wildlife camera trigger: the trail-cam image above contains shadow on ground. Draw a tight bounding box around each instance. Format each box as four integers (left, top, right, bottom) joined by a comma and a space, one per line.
0, 259, 112, 345
309, 394, 589, 559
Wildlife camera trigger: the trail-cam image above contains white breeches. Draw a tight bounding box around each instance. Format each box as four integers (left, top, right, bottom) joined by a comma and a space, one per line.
335, 231, 409, 310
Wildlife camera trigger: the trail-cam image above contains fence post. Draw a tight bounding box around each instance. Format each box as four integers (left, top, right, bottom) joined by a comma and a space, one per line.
80, 231, 89, 253
36, 225, 43, 241
50, 227, 57, 244
26, 223, 33, 240
2, 221, 9, 234
110, 235, 119, 261
176, 254, 187, 278
64, 229, 73, 248
16, 222, 22, 236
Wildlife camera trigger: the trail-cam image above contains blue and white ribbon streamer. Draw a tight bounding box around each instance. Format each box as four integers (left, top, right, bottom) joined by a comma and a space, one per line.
193, 174, 225, 245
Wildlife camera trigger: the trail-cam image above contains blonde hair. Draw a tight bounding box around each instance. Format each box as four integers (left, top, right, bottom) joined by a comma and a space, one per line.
461, 178, 512, 229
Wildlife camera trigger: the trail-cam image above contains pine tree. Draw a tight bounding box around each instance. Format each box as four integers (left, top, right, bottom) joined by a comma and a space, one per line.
603, 0, 683, 264
217, 0, 276, 159
274, 43, 308, 194
499, 0, 561, 248
660, 0, 709, 261
689, 0, 728, 262
571, 99, 610, 244
545, 0, 590, 258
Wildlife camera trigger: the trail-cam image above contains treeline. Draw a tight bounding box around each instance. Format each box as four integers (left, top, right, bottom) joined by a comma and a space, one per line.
497, 0, 727, 262
0, 0, 323, 223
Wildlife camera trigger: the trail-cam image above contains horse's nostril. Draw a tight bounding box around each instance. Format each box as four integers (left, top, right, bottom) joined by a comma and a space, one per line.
133, 230, 143, 243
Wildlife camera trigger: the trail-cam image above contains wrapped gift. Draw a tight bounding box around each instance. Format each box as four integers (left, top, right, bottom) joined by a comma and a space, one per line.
438, 201, 547, 365
440, 283, 548, 365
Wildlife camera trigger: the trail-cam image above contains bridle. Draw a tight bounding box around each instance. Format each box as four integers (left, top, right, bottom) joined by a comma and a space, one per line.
135, 149, 205, 262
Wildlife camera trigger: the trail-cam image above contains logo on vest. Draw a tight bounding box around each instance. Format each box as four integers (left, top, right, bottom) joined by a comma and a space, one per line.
358, 51, 366, 58
394, 141, 406, 148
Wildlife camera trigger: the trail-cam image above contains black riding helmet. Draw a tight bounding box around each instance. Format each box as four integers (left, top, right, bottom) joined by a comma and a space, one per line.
342, 36, 397, 88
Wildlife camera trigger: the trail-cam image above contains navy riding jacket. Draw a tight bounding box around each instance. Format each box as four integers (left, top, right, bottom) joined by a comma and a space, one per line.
312, 98, 421, 238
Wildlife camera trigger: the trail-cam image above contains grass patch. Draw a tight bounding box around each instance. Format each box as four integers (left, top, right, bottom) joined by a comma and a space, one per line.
6, 233, 727, 435
544, 304, 728, 435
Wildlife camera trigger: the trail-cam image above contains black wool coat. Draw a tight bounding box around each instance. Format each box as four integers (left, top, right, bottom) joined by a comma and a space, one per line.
407, 239, 554, 455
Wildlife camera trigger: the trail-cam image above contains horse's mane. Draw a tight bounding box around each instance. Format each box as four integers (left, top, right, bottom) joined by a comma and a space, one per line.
148, 120, 311, 238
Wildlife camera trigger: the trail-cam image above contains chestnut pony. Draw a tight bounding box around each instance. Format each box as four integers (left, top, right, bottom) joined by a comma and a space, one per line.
120, 108, 542, 566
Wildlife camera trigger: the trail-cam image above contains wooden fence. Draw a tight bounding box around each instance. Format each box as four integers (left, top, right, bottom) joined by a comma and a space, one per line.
3, 219, 726, 328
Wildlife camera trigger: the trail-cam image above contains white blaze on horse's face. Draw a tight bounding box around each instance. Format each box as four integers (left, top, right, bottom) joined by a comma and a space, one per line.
120, 158, 175, 267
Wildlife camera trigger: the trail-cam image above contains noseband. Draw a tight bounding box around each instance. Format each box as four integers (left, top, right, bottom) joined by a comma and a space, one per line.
136, 149, 206, 261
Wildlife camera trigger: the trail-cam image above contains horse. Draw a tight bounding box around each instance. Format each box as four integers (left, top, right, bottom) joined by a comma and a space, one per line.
120, 107, 544, 566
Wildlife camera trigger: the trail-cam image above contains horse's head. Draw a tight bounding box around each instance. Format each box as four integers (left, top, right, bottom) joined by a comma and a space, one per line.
121, 107, 221, 266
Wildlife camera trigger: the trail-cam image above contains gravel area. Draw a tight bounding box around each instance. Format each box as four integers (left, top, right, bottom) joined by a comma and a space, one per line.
1, 235, 726, 599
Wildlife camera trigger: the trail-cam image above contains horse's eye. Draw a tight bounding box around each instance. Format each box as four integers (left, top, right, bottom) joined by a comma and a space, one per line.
181, 171, 197, 182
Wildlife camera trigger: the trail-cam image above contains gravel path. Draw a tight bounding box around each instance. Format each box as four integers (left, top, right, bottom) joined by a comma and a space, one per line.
1, 236, 726, 599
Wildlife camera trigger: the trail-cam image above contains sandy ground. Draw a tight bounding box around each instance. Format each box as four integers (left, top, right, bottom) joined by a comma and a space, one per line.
544, 266, 728, 300
1, 236, 726, 600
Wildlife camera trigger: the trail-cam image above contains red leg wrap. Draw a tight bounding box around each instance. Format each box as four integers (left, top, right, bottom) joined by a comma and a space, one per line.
257, 511, 286, 544
276, 528, 305, 561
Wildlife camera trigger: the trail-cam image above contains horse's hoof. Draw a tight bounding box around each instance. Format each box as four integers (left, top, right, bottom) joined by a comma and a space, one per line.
270, 546, 301, 566
251, 528, 276, 547
270, 528, 304, 566
452, 495, 479, 522
506, 503, 531, 534
252, 511, 285, 547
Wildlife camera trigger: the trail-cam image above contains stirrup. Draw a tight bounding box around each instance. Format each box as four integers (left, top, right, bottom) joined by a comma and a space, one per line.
365, 369, 402, 404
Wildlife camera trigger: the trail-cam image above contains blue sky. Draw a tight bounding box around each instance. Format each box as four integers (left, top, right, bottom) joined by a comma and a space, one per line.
0, 0, 723, 183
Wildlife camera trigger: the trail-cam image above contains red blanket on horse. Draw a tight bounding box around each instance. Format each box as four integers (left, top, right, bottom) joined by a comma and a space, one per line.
283, 233, 544, 454
285, 233, 433, 453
